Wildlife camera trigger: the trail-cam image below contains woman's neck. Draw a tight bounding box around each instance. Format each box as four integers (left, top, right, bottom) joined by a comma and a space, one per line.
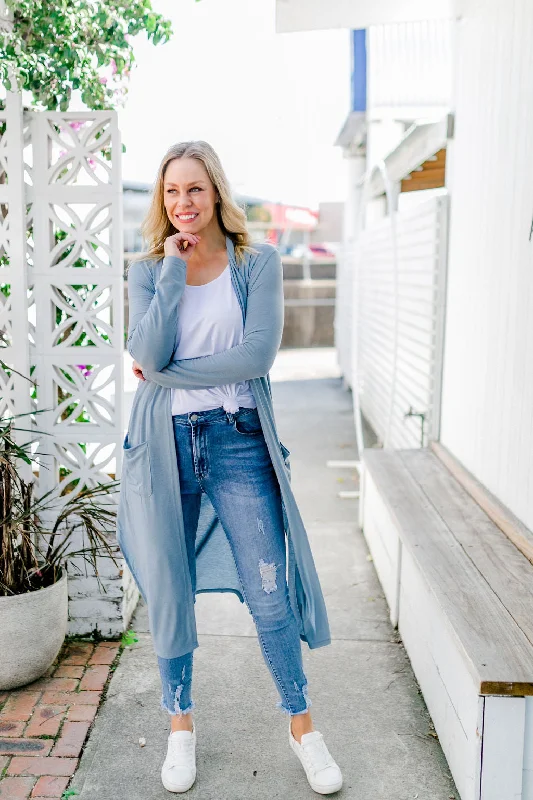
186, 225, 227, 268
179, 222, 226, 285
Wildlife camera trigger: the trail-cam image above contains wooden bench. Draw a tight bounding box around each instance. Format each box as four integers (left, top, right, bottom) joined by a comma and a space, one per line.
360, 447, 533, 800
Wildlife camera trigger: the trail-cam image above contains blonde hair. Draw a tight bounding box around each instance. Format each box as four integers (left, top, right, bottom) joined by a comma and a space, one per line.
128, 140, 259, 268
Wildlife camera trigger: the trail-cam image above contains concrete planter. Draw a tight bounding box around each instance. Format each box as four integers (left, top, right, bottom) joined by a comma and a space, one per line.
0, 568, 68, 690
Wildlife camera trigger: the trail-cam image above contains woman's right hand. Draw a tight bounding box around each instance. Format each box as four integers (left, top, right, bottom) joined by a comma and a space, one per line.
164, 232, 201, 261
132, 360, 145, 381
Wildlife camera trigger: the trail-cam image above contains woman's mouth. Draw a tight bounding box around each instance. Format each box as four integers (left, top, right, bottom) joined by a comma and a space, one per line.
175, 213, 199, 223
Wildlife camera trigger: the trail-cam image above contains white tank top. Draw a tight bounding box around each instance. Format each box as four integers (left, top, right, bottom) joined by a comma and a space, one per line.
170, 263, 257, 415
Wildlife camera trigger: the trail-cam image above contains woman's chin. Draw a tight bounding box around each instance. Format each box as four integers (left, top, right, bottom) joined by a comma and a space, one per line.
175, 222, 204, 234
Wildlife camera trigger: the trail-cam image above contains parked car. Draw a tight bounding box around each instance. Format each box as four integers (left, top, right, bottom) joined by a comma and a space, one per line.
290, 242, 337, 259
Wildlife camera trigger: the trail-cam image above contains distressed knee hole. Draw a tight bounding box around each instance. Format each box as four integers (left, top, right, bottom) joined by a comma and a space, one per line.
257, 516, 265, 535
259, 559, 278, 594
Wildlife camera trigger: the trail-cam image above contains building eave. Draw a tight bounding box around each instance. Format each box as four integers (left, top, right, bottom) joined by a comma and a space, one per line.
275, 0, 455, 33
334, 111, 367, 151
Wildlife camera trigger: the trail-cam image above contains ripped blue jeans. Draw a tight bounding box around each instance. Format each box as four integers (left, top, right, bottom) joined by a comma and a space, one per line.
157, 405, 310, 718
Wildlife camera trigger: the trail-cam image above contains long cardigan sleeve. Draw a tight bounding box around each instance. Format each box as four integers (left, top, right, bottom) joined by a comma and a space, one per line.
126, 255, 188, 372
139, 249, 284, 389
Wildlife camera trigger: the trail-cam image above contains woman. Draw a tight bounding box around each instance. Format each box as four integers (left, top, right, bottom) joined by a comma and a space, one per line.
118, 140, 342, 795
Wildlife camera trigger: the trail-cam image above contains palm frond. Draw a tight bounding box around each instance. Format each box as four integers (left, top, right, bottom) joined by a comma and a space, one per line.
0, 411, 121, 596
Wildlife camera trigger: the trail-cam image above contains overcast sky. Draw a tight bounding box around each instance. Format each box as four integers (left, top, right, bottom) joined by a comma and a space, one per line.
117, 0, 351, 208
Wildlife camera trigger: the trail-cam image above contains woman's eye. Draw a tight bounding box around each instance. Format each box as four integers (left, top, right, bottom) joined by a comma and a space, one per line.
166, 187, 201, 194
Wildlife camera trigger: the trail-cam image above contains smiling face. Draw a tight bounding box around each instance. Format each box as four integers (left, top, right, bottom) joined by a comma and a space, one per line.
163, 157, 219, 235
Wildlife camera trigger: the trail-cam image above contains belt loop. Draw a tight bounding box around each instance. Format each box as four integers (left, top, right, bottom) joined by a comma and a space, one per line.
226, 411, 235, 424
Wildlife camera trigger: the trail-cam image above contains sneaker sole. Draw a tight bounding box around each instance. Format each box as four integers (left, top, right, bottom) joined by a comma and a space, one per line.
161, 771, 196, 793
308, 777, 343, 795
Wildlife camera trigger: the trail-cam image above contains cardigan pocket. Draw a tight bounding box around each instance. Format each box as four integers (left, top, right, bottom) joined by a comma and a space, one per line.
122, 434, 153, 497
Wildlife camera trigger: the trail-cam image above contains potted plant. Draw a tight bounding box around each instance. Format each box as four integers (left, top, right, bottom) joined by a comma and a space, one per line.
0, 411, 121, 690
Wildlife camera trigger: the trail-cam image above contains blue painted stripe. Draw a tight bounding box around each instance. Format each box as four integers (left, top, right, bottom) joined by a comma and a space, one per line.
351, 29, 367, 113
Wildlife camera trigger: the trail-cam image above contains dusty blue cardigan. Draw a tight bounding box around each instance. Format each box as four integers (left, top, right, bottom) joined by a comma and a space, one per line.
117, 235, 331, 659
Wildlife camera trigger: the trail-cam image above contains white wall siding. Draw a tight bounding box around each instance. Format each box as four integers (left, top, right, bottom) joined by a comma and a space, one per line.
439, 0, 533, 530
356, 194, 449, 448
368, 19, 454, 117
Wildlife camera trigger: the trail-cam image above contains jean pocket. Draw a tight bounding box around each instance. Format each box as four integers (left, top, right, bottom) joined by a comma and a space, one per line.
233, 408, 263, 436
122, 434, 153, 497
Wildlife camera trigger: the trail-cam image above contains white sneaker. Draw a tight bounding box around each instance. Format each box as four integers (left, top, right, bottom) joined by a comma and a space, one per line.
289, 727, 343, 795
161, 725, 196, 793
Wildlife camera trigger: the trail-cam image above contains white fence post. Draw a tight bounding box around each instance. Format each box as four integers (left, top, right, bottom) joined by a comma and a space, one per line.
1, 89, 33, 481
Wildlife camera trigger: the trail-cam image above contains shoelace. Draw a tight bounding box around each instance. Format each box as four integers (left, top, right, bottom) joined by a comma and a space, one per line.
300, 734, 334, 773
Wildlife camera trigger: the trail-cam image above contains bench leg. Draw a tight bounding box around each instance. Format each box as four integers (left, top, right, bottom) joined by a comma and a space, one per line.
524, 698, 533, 799
360, 468, 402, 627
480, 696, 525, 799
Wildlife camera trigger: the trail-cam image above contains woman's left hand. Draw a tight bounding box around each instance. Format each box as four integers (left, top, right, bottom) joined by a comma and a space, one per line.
132, 360, 146, 381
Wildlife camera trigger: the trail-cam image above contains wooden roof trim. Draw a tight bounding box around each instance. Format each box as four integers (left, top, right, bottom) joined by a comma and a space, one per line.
401, 148, 446, 192
362, 113, 453, 199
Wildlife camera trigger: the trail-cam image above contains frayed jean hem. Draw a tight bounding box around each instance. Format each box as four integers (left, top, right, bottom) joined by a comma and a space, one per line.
160, 695, 196, 717
276, 684, 312, 716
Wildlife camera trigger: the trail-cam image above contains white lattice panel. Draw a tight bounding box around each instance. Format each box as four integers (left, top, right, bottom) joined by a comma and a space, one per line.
0, 99, 132, 635
27, 111, 124, 503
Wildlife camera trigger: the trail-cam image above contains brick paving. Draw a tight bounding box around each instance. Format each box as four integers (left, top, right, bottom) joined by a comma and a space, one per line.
0, 641, 121, 799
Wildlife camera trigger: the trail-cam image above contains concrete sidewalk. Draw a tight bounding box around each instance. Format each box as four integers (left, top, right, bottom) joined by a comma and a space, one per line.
71, 349, 456, 800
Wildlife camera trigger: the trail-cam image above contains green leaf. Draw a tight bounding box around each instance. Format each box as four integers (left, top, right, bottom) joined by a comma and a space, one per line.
4, 0, 174, 111
121, 629, 139, 646
61, 788, 79, 798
